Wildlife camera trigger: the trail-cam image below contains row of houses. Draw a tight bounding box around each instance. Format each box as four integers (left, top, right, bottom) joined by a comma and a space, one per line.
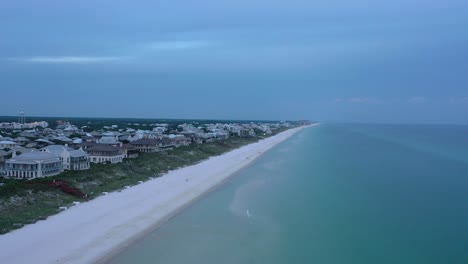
4, 145, 90, 179
1, 120, 292, 180
1, 137, 193, 180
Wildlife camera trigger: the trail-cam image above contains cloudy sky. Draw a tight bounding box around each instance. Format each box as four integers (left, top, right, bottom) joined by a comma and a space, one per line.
1, 0, 467, 123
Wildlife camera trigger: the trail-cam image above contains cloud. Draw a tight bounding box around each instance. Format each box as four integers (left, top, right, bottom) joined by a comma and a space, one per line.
6, 40, 211, 65
408, 96, 427, 103
333, 97, 381, 104
449, 97, 468, 104
145, 40, 213, 51
348, 97, 381, 103
11, 56, 128, 64
332, 98, 344, 103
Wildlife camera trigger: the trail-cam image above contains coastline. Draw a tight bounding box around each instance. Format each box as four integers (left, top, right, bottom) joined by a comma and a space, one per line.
0, 125, 314, 264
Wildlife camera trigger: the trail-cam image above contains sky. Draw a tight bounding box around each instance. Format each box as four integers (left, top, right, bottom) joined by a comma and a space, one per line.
0, 0, 467, 124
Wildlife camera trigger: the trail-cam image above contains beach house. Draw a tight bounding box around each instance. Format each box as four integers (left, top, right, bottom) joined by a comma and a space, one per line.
5, 151, 64, 179
130, 138, 160, 153
41, 145, 90, 171
86, 144, 125, 164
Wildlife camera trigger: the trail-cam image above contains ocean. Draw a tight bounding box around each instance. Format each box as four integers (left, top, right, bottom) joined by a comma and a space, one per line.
108, 124, 468, 264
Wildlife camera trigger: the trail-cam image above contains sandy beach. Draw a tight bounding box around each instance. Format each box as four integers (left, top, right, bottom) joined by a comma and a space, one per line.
0, 126, 310, 264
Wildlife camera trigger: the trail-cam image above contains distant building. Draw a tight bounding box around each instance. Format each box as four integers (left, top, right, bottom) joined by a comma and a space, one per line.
170, 136, 191, 147
13, 137, 31, 146
86, 145, 124, 164
130, 138, 176, 153
179, 132, 202, 144
97, 136, 122, 146
0, 140, 17, 149
239, 129, 250, 138
130, 138, 160, 153
5, 151, 63, 179
159, 138, 175, 151
35, 139, 55, 146
7, 146, 35, 155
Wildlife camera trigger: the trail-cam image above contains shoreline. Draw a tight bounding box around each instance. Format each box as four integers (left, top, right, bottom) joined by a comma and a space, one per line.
0, 125, 314, 264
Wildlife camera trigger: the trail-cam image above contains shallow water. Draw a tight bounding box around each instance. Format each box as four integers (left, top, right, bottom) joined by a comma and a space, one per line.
109, 124, 468, 264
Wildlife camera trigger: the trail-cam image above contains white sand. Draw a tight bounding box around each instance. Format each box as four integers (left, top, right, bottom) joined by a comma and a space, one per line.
0, 126, 310, 264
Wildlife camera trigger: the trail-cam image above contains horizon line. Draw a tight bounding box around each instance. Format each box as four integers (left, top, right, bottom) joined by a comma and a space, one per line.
0, 115, 304, 123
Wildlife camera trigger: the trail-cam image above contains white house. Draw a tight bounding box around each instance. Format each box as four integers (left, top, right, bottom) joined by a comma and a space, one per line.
41, 145, 90, 171
5, 151, 63, 179
69, 149, 91, 170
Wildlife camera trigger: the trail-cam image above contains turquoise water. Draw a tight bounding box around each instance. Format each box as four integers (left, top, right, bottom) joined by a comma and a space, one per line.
108, 124, 468, 264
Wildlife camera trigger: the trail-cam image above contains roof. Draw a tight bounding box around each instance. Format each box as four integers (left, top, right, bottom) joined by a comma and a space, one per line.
55, 137, 72, 142
7, 151, 59, 164
98, 136, 119, 144
78, 141, 98, 148
35, 139, 54, 144
130, 138, 160, 145
69, 149, 89, 158
161, 138, 175, 144
13, 137, 31, 142
0, 141, 17, 145
40, 145, 73, 152
7, 146, 35, 155
86, 144, 121, 152
121, 144, 136, 150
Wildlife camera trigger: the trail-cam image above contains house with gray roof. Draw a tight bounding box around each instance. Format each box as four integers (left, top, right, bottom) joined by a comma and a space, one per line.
5, 151, 63, 179
13, 137, 31, 146
130, 138, 160, 153
7, 146, 35, 155
68, 149, 90, 170
0, 140, 17, 149
130, 138, 176, 152
41, 145, 90, 171
86, 144, 124, 164
97, 136, 121, 146
35, 139, 54, 147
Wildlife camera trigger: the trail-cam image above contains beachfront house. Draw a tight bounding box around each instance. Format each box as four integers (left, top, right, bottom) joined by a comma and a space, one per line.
69, 149, 91, 170
41, 145, 90, 171
86, 144, 125, 164
130, 138, 160, 153
5, 151, 64, 179
170, 136, 191, 147
159, 138, 175, 151
121, 144, 139, 159
131, 138, 177, 153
